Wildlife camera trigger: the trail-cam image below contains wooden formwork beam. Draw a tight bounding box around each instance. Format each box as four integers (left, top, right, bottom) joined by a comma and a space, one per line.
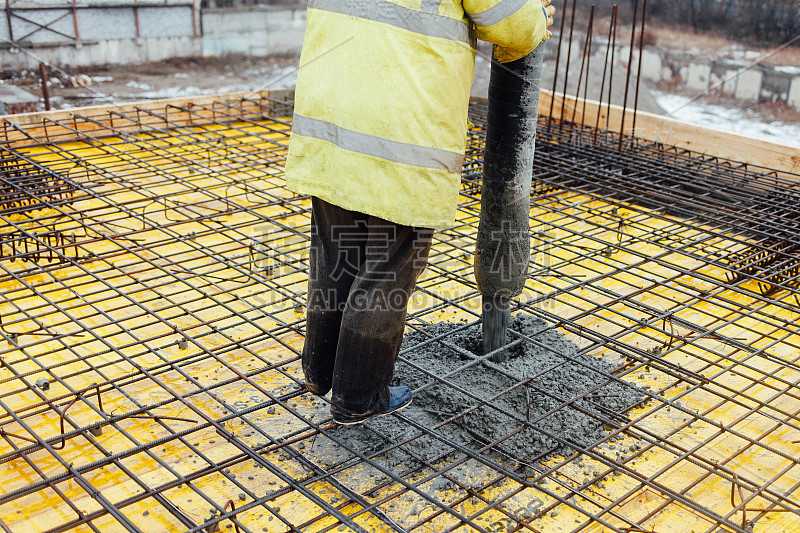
537, 91, 800, 175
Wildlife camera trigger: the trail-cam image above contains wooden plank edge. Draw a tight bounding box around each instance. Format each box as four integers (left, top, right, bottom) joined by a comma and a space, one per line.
0, 89, 291, 126
532, 90, 800, 175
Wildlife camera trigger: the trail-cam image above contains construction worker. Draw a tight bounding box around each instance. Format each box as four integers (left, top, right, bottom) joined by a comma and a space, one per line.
285, 0, 556, 425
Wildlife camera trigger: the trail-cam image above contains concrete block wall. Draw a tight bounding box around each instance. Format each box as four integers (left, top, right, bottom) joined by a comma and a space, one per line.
0, 36, 202, 71
0, 4, 306, 70
554, 30, 800, 111
640, 46, 797, 109
201, 7, 306, 57
2, 8, 76, 43
0, 3, 200, 70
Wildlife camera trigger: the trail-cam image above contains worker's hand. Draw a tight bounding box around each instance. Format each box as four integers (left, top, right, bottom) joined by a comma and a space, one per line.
541, 0, 556, 41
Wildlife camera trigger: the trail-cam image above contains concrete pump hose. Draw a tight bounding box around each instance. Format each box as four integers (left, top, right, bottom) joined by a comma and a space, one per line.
475, 43, 546, 358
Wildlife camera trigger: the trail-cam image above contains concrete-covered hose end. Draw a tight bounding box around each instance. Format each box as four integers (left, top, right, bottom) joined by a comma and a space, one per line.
475, 43, 546, 360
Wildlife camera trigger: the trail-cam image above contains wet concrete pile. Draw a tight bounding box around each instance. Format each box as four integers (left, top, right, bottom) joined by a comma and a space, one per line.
331, 316, 644, 470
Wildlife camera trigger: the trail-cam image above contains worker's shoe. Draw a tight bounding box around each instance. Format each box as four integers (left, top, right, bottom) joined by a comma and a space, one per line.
332, 386, 412, 426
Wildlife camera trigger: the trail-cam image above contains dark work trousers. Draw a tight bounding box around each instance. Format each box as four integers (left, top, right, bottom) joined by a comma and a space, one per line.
303, 196, 434, 419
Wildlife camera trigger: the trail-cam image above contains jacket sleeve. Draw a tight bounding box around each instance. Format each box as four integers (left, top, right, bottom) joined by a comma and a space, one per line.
463, 0, 548, 63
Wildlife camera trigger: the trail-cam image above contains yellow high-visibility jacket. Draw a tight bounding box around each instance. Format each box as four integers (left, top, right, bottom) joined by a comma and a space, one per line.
284, 0, 548, 229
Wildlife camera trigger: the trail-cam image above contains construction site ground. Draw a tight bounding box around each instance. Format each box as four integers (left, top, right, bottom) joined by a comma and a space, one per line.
1, 55, 300, 111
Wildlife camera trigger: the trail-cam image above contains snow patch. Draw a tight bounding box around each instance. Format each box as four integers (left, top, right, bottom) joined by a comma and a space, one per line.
74, 93, 115, 100
126, 80, 154, 90
775, 65, 800, 76
137, 85, 208, 98
135, 65, 297, 98
242, 66, 272, 77
732, 50, 761, 61
655, 92, 800, 148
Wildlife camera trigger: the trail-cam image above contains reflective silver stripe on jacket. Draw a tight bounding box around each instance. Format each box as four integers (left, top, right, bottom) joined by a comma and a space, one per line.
469, 0, 527, 27
293, 114, 465, 174
308, 0, 470, 43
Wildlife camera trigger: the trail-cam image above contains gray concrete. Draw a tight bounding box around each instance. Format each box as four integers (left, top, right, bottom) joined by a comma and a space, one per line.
686, 63, 711, 92
639, 49, 662, 82
326, 316, 645, 469
734, 69, 762, 101
201, 7, 306, 57
140, 6, 194, 38
0, 36, 202, 70
0, 84, 38, 114
76, 9, 139, 40
789, 78, 800, 110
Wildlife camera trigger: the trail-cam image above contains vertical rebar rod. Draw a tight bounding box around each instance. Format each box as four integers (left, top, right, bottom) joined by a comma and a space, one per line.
581, 6, 595, 129
71, 0, 79, 40
39, 63, 50, 112
4, 0, 13, 42
548, 0, 570, 130
594, 4, 616, 142
558, 0, 578, 127
619, 0, 639, 150
573, 4, 595, 127
607, 6, 618, 130
571, 7, 589, 125
632, 0, 648, 138
192, 0, 199, 37
133, 5, 140, 38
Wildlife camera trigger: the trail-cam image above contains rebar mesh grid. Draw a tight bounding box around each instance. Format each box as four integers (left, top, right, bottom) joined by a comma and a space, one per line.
0, 92, 798, 533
